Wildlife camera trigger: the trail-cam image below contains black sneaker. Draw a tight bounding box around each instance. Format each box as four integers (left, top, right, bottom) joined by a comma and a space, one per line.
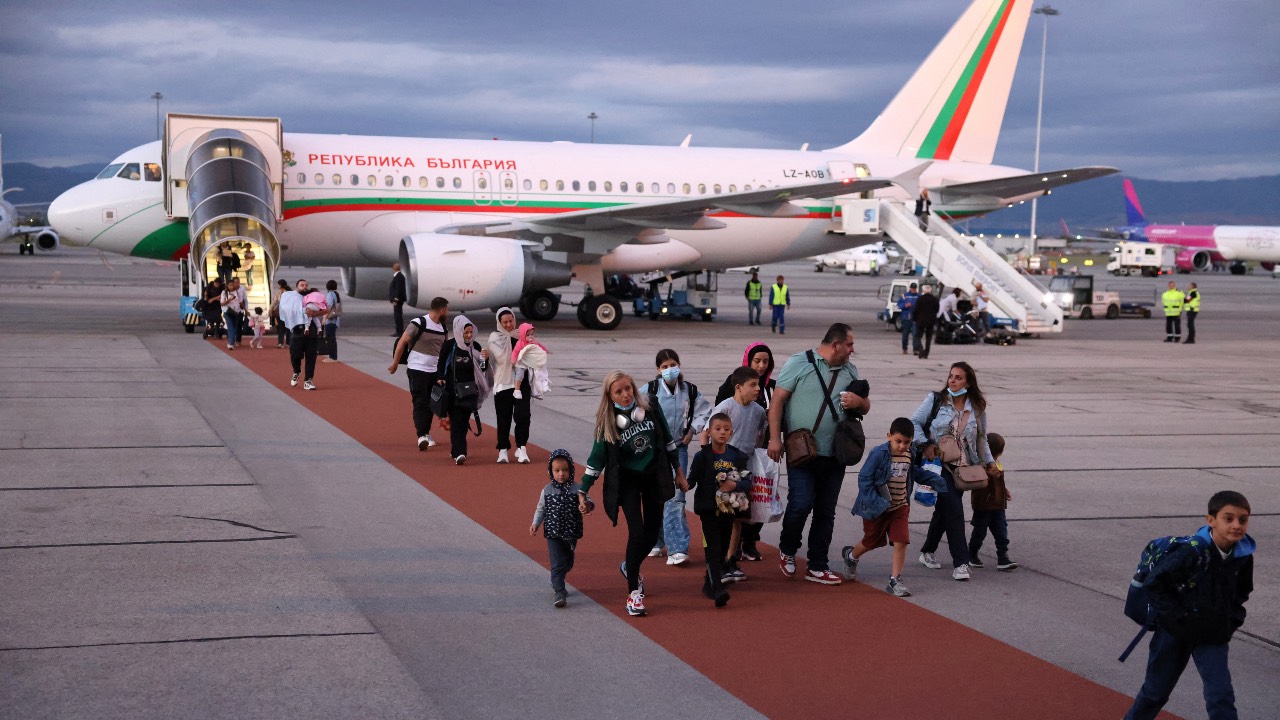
740, 542, 763, 562
969, 556, 985, 569
553, 590, 567, 608
997, 558, 1019, 571
841, 546, 859, 581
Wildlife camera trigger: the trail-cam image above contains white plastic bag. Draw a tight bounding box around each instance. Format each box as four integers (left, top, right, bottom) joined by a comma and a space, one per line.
748, 448, 783, 524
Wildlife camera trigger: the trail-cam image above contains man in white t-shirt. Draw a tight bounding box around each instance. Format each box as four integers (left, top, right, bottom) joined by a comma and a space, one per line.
973, 282, 991, 338
388, 296, 450, 450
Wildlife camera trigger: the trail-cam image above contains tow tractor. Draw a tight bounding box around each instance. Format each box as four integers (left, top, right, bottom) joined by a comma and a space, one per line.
876, 277, 1023, 337
633, 269, 718, 321
1047, 274, 1121, 319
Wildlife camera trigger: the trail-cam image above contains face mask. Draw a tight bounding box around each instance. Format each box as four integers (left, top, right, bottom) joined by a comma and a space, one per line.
948, 387, 968, 397
660, 367, 680, 383
614, 400, 635, 411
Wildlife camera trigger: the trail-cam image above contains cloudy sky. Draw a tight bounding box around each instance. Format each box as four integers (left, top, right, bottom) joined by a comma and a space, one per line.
2, 0, 1277, 180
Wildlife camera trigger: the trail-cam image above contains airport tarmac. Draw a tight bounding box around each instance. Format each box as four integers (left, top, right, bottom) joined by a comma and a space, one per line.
2, 247, 1277, 719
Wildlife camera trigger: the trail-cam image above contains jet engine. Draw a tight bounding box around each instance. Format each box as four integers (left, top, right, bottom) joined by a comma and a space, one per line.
339, 265, 394, 301
1175, 248, 1210, 273
34, 229, 60, 252
399, 234, 572, 311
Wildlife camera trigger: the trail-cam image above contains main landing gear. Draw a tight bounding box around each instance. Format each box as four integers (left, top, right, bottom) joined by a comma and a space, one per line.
519, 290, 560, 322
576, 294, 623, 331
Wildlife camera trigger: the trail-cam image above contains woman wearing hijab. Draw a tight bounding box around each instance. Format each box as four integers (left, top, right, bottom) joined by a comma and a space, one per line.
715, 342, 776, 561
488, 307, 532, 464
439, 314, 494, 465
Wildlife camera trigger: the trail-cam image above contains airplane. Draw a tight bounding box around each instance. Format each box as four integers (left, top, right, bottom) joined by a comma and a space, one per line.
812, 242, 898, 274
1106, 179, 1279, 274
48, 0, 1117, 331
0, 136, 60, 255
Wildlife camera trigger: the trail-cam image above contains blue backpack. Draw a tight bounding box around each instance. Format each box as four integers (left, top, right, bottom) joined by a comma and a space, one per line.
1118, 534, 1211, 662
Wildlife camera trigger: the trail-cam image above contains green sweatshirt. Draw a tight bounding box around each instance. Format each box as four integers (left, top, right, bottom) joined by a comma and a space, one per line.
581, 408, 677, 494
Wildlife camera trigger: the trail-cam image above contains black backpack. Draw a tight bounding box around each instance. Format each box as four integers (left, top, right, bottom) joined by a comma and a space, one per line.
646, 379, 700, 436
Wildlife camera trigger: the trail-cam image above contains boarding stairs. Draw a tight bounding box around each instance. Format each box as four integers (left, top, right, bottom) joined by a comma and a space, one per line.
839, 199, 1063, 334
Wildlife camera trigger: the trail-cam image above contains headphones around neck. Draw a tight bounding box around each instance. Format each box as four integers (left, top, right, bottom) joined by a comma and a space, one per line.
615, 405, 646, 430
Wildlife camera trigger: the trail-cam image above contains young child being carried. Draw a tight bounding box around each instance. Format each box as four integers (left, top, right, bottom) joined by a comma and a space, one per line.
511, 323, 549, 400
842, 417, 940, 597
249, 307, 268, 349
709, 366, 767, 583
1125, 491, 1255, 720
530, 449, 591, 608
967, 432, 1017, 570
687, 413, 752, 608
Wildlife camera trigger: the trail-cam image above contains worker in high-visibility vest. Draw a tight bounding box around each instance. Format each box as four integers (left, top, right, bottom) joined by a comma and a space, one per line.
770, 275, 791, 334
744, 271, 763, 326
1184, 282, 1200, 344
1162, 281, 1186, 343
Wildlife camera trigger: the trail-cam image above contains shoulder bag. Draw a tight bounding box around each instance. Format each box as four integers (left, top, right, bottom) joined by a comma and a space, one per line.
449, 344, 480, 413
949, 413, 989, 491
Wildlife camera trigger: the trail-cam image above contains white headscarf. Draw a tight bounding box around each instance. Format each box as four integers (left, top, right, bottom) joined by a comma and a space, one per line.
488, 307, 519, 391
452, 314, 494, 405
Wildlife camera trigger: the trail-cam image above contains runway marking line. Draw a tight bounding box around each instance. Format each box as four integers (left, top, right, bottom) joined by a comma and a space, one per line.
220, 341, 1174, 720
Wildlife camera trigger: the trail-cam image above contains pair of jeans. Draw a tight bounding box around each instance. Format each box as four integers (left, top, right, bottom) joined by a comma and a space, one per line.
223, 310, 242, 346
977, 310, 990, 338
900, 314, 914, 351
969, 509, 1009, 560
771, 304, 786, 332
1125, 628, 1236, 720
699, 512, 734, 595
288, 331, 319, 381
493, 380, 531, 450
1186, 310, 1197, 342
654, 445, 690, 554
275, 316, 289, 346
913, 322, 934, 357
747, 299, 762, 324
778, 455, 845, 571
618, 466, 664, 592
406, 369, 438, 437
546, 537, 576, 594
920, 469, 970, 568
324, 322, 338, 359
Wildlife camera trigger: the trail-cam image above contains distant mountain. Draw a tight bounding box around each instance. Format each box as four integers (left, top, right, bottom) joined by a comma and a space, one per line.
2, 162, 104, 205
966, 173, 1280, 235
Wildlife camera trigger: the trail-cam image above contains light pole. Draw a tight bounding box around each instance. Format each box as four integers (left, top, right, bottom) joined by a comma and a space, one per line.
1029, 5, 1058, 257
587, 112, 598, 143
151, 92, 164, 140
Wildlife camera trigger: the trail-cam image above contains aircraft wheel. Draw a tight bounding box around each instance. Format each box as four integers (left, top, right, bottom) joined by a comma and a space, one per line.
522, 290, 559, 321
579, 295, 623, 330
1106, 304, 1120, 320
701, 313, 713, 322
1142, 308, 1152, 319
814, 265, 824, 272
1230, 262, 1247, 276
1079, 306, 1093, 320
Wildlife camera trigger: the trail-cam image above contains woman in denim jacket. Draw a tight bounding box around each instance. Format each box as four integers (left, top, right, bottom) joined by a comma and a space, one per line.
910, 361, 996, 581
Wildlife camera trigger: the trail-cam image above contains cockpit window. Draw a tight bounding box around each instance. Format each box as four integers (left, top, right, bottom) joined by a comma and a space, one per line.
96, 163, 125, 180
116, 163, 141, 181
143, 163, 162, 182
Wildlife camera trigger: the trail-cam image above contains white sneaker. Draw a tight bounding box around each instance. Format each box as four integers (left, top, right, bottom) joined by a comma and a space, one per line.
426, 436, 438, 447
919, 552, 942, 570
952, 564, 972, 581
647, 548, 663, 558
454, 455, 466, 465
666, 552, 689, 566
290, 373, 299, 387
302, 380, 316, 391
515, 447, 530, 464
417, 435, 431, 451
497, 449, 509, 463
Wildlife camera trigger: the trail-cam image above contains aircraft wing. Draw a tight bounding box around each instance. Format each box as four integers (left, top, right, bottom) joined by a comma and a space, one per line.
516, 177, 895, 232
937, 166, 1118, 199
8, 224, 53, 238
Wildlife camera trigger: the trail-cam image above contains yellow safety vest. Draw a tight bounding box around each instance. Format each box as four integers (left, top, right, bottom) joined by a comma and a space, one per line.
1162, 289, 1185, 316
771, 283, 789, 305
1185, 289, 1200, 312
746, 280, 762, 301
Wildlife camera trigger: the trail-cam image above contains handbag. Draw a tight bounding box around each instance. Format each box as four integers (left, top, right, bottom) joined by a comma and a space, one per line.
429, 383, 450, 418
937, 435, 963, 464
952, 463, 989, 490
807, 351, 867, 466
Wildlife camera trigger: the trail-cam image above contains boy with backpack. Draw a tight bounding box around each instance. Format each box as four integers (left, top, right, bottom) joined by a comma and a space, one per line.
1122, 490, 1255, 720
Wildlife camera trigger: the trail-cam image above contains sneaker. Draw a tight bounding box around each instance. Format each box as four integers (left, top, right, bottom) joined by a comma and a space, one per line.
969, 556, 985, 569
779, 553, 797, 579
740, 542, 763, 562
626, 590, 646, 617
321, 358, 338, 363
290, 373, 299, 387
647, 547, 663, 558
515, 447, 530, 464
714, 588, 730, 608
619, 561, 644, 595
722, 564, 746, 583
553, 591, 567, 608
417, 435, 433, 451
426, 436, 438, 447
841, 546, 859, 581
805, 568, 843, 585
497, 449, 509, 464
666, 552, 689, 566
454, 455, 466, 465
952, 564, 972, 581
919, 552, 942, 570
227, 344, 234, 350
997, 558, 1020, 571
302, 380, 316, 391
887, 576, 912, 597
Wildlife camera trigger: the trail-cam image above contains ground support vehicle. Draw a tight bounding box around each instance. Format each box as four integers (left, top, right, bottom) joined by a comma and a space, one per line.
1108, 241, 1175, 277
1048, 275, 1121, 319
632, 270, 718, 321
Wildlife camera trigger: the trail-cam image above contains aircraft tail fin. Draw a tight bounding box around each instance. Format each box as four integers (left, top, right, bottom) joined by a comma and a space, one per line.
831, 0, 1032, 164
1123, 178, 1147, 227
1060, 218, 1071, 238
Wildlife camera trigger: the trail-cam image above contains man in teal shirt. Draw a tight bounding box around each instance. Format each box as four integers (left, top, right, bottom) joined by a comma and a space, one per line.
767, 323, 871, 585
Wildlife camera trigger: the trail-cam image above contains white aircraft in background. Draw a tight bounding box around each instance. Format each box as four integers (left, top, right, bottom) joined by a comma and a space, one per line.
813, 242, 899, 275
1, 136, 60, 255
48, 0, 1115, 330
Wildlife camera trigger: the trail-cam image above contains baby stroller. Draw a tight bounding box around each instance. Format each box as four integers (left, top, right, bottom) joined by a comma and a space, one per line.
935, 299, 980, 345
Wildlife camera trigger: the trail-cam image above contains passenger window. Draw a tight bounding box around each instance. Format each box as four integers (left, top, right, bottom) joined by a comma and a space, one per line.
350, 174, 359, 186
588, 181, 596, 192
297, 172, 306, 184
419, 176, 428, 188
604, 181, 613, 192
96, 163, 124, 180
539, 179, 548, 191
620, 181, 628, 193
402, 176, 411, 188
651, 183, 659, 194
572, 180, 580, 191
714, 184, 722, 193
667, 183, 675, 194
682, 183, 691, 194
367, 175, 376, 187
117, 163, 141, 180
555, 180, 565, 191
333, 174, 342, 185
523, 179, 532, 191
728, 184, 736, 192
143, 163, 162, 182
636, 182, 644, 193
504, 177, 514, 190
436, 177, 445, 188
744, 184, 752, 191
453, 177, 462, 189
478, 177, 488, 190
384, 175, 394, 187
315, 173, 325, 185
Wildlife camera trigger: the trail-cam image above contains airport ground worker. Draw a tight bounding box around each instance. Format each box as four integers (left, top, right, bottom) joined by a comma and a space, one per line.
1184, 282, 1200, 344
744, 272, 763, 325
769, 275, 790, 334
1162, 281, 1186, 343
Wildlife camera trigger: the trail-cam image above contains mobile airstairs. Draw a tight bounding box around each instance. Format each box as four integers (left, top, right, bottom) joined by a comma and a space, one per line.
837, 199, 1063, 335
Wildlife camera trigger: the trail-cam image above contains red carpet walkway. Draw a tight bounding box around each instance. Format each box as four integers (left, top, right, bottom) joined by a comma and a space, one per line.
223, 343, 1171, 719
